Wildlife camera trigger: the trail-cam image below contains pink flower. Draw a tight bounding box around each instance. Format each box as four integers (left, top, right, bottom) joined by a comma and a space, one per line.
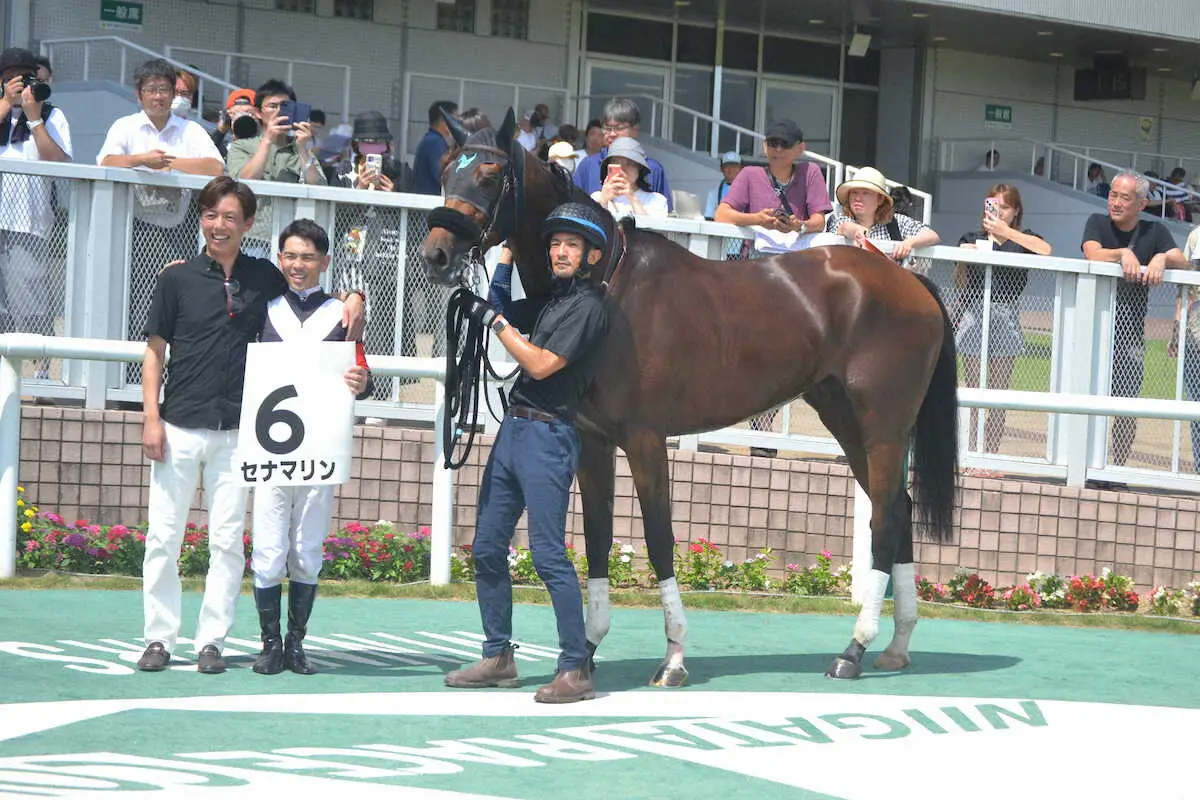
24, 540, 39, 552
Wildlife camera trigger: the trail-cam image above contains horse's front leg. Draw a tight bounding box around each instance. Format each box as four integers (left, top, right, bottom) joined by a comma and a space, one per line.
577, 432, 616, 674
625, 428, 688, 687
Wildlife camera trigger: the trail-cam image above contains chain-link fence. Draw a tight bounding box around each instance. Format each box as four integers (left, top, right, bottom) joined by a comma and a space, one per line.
0, 168, 73, 384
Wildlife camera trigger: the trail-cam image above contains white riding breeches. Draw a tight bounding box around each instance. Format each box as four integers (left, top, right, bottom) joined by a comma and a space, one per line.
251, 483, 333, 588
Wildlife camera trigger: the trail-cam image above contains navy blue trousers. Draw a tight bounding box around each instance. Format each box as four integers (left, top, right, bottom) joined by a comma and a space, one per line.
473, 415, 586, 672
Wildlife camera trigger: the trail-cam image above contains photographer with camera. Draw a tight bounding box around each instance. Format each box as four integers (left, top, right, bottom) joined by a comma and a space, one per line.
209, 88, 257, 159
226, 79, 326, 254
0, 47, 72, 359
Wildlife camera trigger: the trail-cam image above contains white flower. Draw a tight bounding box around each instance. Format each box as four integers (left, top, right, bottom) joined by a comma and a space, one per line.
620, 554, 631, 564
723, 560, 734, 569
376, 519, 393, 528
620, 543, 635, 555
1101, 567, 1112, 578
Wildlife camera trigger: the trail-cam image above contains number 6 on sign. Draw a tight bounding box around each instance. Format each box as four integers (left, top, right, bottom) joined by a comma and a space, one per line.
235, 341, 356, 486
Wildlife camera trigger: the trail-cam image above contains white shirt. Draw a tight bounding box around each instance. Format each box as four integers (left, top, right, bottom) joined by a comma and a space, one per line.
516, 129, 538, 153
0, 106, 73, 237
591, 188, 669, 220
97, 111, 223, 227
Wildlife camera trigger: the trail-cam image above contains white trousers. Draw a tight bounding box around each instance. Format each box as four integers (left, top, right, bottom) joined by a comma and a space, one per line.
143, 422, 247, 655
251, 484, 333, 588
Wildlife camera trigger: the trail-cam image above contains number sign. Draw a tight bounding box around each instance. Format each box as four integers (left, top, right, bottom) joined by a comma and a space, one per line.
235, 341, 355, 486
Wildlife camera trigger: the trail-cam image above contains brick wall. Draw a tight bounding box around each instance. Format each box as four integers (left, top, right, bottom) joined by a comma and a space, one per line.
14, 406, 1200, 590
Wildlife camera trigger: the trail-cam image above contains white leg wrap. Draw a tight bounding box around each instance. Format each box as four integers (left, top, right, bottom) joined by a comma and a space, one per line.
852, 569, 890, 647
890, 563, 919, 640
659, 577, 688, 646
585, 578, 611, 646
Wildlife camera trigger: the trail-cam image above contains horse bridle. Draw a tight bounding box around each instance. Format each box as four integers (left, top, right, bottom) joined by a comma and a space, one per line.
427, 144, 525, 289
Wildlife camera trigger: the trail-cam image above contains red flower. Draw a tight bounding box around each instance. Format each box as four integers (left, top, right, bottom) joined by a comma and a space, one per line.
404, 560, 414, 570
689, 543, 703, 553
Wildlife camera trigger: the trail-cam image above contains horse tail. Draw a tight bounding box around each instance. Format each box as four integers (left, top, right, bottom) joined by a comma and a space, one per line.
910, 273, 959, 542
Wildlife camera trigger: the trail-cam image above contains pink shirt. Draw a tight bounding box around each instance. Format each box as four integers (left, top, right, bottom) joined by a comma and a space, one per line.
721, 162, 833, 219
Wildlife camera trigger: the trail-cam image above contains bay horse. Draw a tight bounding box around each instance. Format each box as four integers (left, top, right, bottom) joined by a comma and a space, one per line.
419, 110, 958, 684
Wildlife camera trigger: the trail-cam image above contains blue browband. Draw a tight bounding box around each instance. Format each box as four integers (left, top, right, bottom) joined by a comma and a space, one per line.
550, 215, 607, 244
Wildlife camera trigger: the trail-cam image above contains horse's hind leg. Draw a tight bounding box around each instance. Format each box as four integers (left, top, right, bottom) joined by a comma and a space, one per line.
624, 428, 689, 687
577, 432, 616, 670
875, 530, 917, 671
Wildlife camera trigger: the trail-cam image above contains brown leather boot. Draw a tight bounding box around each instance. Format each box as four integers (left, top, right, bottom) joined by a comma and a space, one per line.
444, 646, 519, 688
534, 668, 595, 704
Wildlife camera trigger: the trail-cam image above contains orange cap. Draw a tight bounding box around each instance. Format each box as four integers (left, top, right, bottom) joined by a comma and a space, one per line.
225, 88, 256, 109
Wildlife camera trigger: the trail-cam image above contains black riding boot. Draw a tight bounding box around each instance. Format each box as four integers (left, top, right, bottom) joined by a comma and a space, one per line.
252, 584, 285, 675
284, 581, 318, 675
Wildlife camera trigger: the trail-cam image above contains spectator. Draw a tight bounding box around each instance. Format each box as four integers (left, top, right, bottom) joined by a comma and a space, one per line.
135, 177, 364, 674
553, 124, 579, 149
173, 69, 198, 118
955, 184, 1051, 463
411, 99, 457, 195
890, 184, 916, 217
1143, 171, 1166, 216
547, 140, 578, 174
0, 46, 72, 380
715, 120, 834, 256
1175, 224, 1200, 471
533, 102, 559, 141
976, 149, 999, 171
573, 98, 672, 210
308, 108, 327, 147
516, 109, 540, 153
1164, 167, 1190, 222
577, 118, 602, 162
826, 166, 939, 268
210, 87, 256, 159
333, 110, 405, 192
458, 107, 492, 135
1086, 163, 1110, 198
33, 54, 52, 85
99, 59, 224, 374
1081, 171, 1187, 478
703, 151, 742, 219
590, 137, 668, 219
226, 78, 326, 253
250, 218, 370, 676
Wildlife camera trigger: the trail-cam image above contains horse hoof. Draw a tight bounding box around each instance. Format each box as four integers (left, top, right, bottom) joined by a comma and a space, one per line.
873, 651, 911, 671
825, 657, 862, 680
650, 662, 689, 688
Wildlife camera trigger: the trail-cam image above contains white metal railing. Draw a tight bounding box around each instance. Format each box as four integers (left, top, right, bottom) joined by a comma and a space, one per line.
0, 334, 457, 583
937, 137, 1200, 221
401, 73, 569, 160
164, 46, 352, 124
2, 158, 1198, 491
580, 93, 933, 225
39, 36, 239, 119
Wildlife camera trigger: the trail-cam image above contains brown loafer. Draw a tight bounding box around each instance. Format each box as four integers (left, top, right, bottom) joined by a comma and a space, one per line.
137, 642, 170, 672
534, 668, 595, 704
197, 644, 227, 675
445, 647, 519, 689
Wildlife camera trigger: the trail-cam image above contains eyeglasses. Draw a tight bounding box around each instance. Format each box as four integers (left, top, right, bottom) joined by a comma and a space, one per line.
765, 139, 795, 150
602, 123, 633, 134
280, 252, 322, 264
140, 85, 174, 97
223, 279, 241, 318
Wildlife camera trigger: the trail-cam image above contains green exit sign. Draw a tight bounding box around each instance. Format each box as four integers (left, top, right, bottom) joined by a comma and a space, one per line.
984, 104, 1013, 129
100, 0, 144, 30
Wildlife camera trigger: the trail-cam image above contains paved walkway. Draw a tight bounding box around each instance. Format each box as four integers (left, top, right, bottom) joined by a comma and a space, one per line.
1, 589, 1197, 798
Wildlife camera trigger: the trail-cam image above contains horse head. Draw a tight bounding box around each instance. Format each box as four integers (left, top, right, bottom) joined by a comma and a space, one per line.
419, 108, 522, 287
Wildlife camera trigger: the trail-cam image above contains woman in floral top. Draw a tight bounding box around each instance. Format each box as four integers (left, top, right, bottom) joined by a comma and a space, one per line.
825, 166, 940, 269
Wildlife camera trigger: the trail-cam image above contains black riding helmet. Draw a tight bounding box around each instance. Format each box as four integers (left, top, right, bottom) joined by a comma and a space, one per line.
542, 202, 608, 251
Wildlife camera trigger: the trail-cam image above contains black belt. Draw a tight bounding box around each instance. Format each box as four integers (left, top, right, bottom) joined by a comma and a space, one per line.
508, 404, 557, 423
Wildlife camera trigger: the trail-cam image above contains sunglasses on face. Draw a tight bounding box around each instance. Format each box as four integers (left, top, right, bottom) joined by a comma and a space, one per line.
765, 139, 794, 150
223, 279, 241, 317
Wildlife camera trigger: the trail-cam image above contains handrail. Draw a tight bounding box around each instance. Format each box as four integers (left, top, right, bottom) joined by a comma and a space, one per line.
165, 45, 353, 124
0, 335, 458, 583
40, 36, 239, 118
938, 136, 1200, 219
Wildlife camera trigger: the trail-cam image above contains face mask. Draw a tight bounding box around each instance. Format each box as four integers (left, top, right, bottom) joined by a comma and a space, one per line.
170, 96, 191, 118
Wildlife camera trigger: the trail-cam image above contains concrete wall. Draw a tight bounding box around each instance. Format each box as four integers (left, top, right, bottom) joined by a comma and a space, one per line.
15, 406, 1200, 591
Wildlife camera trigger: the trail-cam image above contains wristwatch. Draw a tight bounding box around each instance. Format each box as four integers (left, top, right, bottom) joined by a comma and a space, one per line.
491, 316, 508, 335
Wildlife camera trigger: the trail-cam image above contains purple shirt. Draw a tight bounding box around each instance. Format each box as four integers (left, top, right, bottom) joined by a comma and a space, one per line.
721, 163, 833, 219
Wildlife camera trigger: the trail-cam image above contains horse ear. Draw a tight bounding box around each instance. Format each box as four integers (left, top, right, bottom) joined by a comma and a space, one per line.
498, 108, 517, 148
444, 109, 469, 147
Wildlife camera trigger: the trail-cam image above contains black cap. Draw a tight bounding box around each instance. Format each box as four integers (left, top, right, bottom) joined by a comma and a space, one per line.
352, 110, 393, 142
764, 119, 803, 147
0, 47, 38, 75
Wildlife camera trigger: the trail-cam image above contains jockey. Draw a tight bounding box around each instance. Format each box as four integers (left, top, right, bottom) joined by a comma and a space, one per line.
444, 201, 610, 703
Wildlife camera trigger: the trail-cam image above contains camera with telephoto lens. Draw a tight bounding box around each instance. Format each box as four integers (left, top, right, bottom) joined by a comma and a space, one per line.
21, 74, 51, 102
231, 114, 259, 140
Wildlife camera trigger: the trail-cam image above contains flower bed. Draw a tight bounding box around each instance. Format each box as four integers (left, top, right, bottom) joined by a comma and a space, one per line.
10, 491, 1200, 617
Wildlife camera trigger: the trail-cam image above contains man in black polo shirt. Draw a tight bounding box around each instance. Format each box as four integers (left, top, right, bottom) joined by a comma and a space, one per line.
1082, 171, 1186, 475
444, 202, 609, 704
137, 176, 363, 675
